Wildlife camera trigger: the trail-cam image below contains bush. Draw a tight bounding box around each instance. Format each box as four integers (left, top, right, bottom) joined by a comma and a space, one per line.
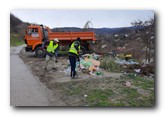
100, 57, 122, 72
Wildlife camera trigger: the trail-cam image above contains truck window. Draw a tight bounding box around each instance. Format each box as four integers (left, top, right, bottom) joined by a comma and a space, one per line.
44, 29, 48, 40
28, 28, 39, 37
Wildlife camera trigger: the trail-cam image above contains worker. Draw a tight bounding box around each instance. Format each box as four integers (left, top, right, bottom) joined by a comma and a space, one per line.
44, 38, 59, 70
69, 37, 81, 78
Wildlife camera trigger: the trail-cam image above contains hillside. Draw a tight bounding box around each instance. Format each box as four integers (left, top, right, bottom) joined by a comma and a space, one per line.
52, 27, 134, 35
10, 14, 29, 46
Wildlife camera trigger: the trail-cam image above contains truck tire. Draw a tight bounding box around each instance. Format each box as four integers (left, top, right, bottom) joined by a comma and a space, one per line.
35, 47, 46, 58
79, 46, 86, 55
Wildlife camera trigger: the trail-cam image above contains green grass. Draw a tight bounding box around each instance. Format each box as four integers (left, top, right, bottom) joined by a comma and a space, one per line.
66, 86, 81, 96
58, 51, 69, 55
115, 75, 155, 106
119, 88, 141, 106
129, 75, 154, 90
86, 89, 114, 106
10, 33, 24, 46
121, 88, 140, 98
47, 74, 154, 106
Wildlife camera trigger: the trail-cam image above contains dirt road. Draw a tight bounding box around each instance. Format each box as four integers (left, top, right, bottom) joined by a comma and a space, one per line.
10, 45, 51, 106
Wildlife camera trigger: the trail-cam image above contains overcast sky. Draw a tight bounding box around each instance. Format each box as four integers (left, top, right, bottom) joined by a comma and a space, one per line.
11, 10, 154, 28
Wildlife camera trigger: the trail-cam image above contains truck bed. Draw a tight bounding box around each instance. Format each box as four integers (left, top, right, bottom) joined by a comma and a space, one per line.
48, 32, 96, 41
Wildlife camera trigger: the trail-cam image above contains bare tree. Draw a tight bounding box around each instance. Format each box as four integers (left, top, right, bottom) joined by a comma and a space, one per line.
131, 18, 155, 63
83, 20, 93, 31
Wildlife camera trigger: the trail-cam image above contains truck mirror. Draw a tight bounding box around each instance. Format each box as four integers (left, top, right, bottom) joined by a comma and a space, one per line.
25, 29, 27, 34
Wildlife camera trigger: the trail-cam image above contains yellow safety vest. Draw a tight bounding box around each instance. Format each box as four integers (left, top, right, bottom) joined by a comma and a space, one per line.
69, 41, 80, 55
47, 41, 58, 53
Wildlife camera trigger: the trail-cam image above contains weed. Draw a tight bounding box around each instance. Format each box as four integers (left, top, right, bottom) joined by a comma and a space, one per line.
131, 76, 154, 90
100, 57, 122, 72
86, 89, 114, 106
10, 33, 24, 46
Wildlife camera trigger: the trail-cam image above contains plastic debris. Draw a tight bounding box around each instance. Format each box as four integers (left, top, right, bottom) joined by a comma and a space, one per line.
95, 71, 103, 76
89, 71, 96, 75
89, 66, 97, 72
134, 69, 141, 73
64, 53, 102, 76
84, 58, 100, 66
101, 45, 107, 48
82, 53, 101, 60
63, 67, 71, 74
115, 58, 138, 65
92, 53, 101, 60
125, 81, 131, 87
84, 95, 88, 98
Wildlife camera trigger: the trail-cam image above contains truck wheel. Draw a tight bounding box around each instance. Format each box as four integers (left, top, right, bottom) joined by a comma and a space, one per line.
79, 46, 86, 55
35, 47, 45, 58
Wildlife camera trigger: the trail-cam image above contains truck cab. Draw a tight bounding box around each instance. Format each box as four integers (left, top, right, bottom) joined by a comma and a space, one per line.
25, 25, 48, 57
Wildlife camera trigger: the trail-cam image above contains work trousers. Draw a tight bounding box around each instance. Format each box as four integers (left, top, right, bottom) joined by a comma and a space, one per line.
45, 54, 56, 69
69, 55, 77, 77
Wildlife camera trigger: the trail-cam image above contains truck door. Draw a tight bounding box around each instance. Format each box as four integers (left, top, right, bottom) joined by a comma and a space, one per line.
26, 27, 41, 49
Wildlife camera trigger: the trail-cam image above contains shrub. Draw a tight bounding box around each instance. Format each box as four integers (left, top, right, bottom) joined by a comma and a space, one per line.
100, 57, 122, 72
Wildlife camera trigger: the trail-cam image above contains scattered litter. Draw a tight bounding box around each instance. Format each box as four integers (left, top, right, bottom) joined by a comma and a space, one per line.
84, 95, 88, 98
125, 81, 131, 87
115, 58, 138, 65
149, 73, 154, 78
85, 58, 100, 66
63, 67, 71, 74
89, 66, 97, 72
64, 53, 102, 76
82, 53, 101, 60
123, 72, 127, 75
101, 45, 107, 48
89, 71, 96, 76
134, 69, 141, 73
92, 53, 101, 60
95, 71, 104, 76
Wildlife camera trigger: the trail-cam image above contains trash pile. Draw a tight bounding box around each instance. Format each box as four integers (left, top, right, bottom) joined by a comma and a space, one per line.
115, 58, 139, 65
64, 53, 103, 76
80, 54, 102, 75
63, 52, 154, 78
114, 57, 154, 77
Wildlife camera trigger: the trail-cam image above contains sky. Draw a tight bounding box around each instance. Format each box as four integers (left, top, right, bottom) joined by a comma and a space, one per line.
11, 10, 154, 28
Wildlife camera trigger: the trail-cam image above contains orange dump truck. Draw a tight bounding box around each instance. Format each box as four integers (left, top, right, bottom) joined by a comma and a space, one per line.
24, 25, 96, 57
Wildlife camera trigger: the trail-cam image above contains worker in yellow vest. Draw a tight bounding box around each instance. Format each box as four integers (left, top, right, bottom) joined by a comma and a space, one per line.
44, 38, 59, 70
69, 37, 81, 78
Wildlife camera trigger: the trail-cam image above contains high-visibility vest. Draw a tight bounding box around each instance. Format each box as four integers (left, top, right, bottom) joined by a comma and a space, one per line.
69, 41, 80, 55
47, 41, 58, 53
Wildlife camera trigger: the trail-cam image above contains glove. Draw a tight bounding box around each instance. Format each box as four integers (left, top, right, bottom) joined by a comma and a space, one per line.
77, 58, 80, 62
